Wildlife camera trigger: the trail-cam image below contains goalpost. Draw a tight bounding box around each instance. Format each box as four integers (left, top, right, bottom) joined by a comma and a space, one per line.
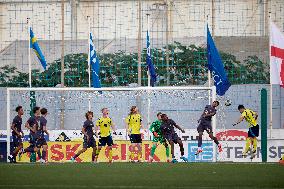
6, 86, 217, 162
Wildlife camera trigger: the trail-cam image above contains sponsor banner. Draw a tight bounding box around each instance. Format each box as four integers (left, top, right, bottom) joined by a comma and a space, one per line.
188, 140, 284, 162
1, 129, 284, 142
17, 141, 170, 163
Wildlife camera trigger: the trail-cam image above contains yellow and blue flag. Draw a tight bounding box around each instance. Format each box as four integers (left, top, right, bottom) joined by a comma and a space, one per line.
30, 28, 47, 70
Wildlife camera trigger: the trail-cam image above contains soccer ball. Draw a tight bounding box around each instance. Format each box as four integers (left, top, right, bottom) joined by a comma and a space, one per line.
224, 99, 232, 106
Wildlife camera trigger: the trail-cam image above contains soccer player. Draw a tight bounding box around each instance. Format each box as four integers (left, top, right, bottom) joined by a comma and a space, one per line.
149, 112, 170, 162
95, 108, 116, 163
22, 106, 41, 159
126, 106, 144, 162
71, 111, 97, 162
196, 101, 222, 155
160, 114, 188, 163
233, 105, 259, 159
36, 108, 49, 163
8, 106, 24, 163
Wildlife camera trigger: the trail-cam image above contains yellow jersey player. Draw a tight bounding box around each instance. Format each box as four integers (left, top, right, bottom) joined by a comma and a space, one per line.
95, 108, 116, 163
233, 105, 259, 159
126, 106, 144, 162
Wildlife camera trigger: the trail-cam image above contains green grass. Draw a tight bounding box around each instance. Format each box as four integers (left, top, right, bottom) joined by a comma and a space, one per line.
0, 163, 283, 189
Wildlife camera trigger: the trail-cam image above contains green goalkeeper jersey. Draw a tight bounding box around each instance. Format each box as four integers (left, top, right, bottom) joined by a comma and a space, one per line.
149, 120, 162, 137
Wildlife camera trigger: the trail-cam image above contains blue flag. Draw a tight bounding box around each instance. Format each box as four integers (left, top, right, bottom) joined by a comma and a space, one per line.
146, 30, 157, 87
30, 28, 47, 70
207, 25, 231, 96
89, 33, 101, 89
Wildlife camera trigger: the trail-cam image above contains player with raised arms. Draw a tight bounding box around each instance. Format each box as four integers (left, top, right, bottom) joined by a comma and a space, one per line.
195, 101, 222, 155
95, 108, 116, 163
233, 105, 259, 159
149, 112, 170, 162
160, 114, 188, 163
8, 106, 25, 163
126, 106, 144, 162
71, 111, 97, 162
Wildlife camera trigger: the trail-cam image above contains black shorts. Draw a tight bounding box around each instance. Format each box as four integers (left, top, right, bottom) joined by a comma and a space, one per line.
36, 138, 47, 148
248, 125, 259, 137
83, 137, 96, 149
197, 120, 213, 133
12, 135, 22, 148
130, 134, 142, 143
99, 136, 113, 147
164, 133, 181, 144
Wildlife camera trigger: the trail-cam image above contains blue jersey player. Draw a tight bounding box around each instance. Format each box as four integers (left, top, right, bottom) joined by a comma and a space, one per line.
36, 108, 49, 163
8, 106, 24, 163
195, 101, 222, 155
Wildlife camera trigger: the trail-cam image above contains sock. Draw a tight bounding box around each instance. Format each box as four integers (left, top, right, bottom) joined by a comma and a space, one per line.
252, 138, 257, 152
244, 138, 251, 154
212, 137, 219, 145
42, 150, 46, 160
73, 153, 79, 159
37, 150, 42, 159
166, 146, 170, 158
198, 134, 202, 147
130, 151, 135, 160
109, 149, 113, 161
138, 151, 142, 160
180, 146, 184, 156
150, 145, 157, 157
92, 152, 96, 162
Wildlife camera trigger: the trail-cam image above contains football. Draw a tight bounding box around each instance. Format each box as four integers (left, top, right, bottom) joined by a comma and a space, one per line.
225, 99, 232, 106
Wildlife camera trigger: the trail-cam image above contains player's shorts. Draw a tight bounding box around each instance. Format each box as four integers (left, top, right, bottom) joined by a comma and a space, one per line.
152, 136, 166, 143
99, 135, 113, 147
83, 136, 96, 149
35, 138, 47, 148
248, 125, 259, 137
12, 135, 22, 148
164, 133, 181, 144
130, 134, 142, 143
197, 120, 213, 133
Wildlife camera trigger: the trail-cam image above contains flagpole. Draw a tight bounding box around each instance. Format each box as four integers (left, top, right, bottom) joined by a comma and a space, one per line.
206, 15, 212, 104
87, 16, 91, 111
27, 18, 31, 88
269, 12, 272, 139
146, 13, 151, 137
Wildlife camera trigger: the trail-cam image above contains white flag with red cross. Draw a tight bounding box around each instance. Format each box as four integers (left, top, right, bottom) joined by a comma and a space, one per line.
270, 22, 284, 87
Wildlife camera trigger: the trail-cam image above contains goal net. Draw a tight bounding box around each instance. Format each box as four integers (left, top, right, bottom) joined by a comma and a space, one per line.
6, 86, 217, 162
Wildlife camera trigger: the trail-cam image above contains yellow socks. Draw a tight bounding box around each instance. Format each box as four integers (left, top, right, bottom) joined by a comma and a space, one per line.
252, 137, 257, 152
244, 138, 251, 154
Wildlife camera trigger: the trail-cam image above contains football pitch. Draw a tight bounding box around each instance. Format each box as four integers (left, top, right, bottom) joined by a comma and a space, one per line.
0, 162, 283, 189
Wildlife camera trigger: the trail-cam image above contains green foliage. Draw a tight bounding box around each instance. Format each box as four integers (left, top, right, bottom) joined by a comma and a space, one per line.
0, 42, 269, 87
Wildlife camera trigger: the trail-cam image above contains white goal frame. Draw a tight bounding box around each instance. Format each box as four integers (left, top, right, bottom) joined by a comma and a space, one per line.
6, 86, 217, 162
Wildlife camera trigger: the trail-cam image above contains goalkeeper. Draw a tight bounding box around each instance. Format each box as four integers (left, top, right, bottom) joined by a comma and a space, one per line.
149, 112, 170, 162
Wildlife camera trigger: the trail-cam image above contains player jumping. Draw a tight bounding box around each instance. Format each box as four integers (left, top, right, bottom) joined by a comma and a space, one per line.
8, 106, 24, 163
149, 112, 170, 162
71, 111, 97, 163
95, 108, 116, 163
126, 106, 144, 162
36, 108, 49, 163
233, 105, 259, 159
160, 114, 188, 163
196, 101, 222, 155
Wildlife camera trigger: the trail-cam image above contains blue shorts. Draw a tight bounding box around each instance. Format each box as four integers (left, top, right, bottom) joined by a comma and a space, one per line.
83, 137, 96, 149
36, 138, 47, 148
248, 125, 259, 137
164, 133, 180, 144
12, 135, 22, 148
99, 136, 113, 147
130, 134, 142, 143
197, 120, 212, 133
